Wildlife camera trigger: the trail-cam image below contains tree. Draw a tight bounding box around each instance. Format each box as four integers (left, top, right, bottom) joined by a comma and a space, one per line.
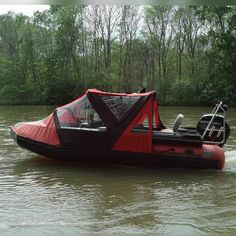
145, 6, 173, 103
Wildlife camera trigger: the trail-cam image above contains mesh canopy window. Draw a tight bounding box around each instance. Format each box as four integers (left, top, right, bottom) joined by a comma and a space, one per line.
57, 95, 105, 130
101, 96, 140, 121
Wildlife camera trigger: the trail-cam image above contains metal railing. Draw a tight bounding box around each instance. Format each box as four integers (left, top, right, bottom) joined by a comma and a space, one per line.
201, 101, 227, 145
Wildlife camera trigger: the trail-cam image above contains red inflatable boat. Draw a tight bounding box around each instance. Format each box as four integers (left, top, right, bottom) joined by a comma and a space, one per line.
11, 89, 230, 170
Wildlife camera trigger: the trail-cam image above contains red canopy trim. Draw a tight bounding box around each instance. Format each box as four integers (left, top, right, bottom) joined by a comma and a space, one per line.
58, 88, 120, 110
112, 97, 153, 153
86, 88, 155, 97
59, 89, 154, 110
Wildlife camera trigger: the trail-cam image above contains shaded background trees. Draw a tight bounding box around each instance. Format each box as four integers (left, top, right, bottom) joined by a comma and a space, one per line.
0, 5, 235, 105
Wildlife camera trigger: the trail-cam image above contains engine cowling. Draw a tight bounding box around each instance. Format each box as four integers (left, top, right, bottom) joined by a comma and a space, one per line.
196, 114, 230, 147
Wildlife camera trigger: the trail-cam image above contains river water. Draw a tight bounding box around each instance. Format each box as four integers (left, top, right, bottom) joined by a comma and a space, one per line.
0, 105, 236, 235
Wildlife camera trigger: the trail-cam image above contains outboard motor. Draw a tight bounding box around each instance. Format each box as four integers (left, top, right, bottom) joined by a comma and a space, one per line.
196, 102, 230, 147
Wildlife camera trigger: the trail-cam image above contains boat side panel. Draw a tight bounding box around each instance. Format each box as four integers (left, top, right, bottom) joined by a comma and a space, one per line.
14, 134, 221, 170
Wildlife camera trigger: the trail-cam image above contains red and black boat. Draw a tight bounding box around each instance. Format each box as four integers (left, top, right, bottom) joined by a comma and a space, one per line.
10, 89, 230, 170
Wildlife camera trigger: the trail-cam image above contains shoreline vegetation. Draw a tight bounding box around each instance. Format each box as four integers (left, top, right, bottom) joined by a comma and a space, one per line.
0, 5, 235, 106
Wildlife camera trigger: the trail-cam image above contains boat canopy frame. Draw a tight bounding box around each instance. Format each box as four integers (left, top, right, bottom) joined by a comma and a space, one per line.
54, 89, 163, 154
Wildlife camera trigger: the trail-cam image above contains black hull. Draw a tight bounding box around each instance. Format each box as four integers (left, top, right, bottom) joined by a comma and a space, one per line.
12, 133, 220, 170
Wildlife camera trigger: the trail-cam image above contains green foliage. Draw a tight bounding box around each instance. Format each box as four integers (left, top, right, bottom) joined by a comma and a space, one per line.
167, 78, 199, 105
0, 85, 20, 104
43, 77, 79, 105
0, 6, 235, 106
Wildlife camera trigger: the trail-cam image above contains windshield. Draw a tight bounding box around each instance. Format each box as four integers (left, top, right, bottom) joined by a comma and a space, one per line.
57, 95, 105, 130
101, 95, 140, 121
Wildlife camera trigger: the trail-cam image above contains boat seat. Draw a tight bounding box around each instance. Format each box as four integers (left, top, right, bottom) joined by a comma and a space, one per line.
173, 114, 184, 132
158, 114, 184, 133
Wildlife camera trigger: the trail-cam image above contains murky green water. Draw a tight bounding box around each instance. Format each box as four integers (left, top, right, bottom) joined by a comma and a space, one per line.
0, 105, 236, 235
